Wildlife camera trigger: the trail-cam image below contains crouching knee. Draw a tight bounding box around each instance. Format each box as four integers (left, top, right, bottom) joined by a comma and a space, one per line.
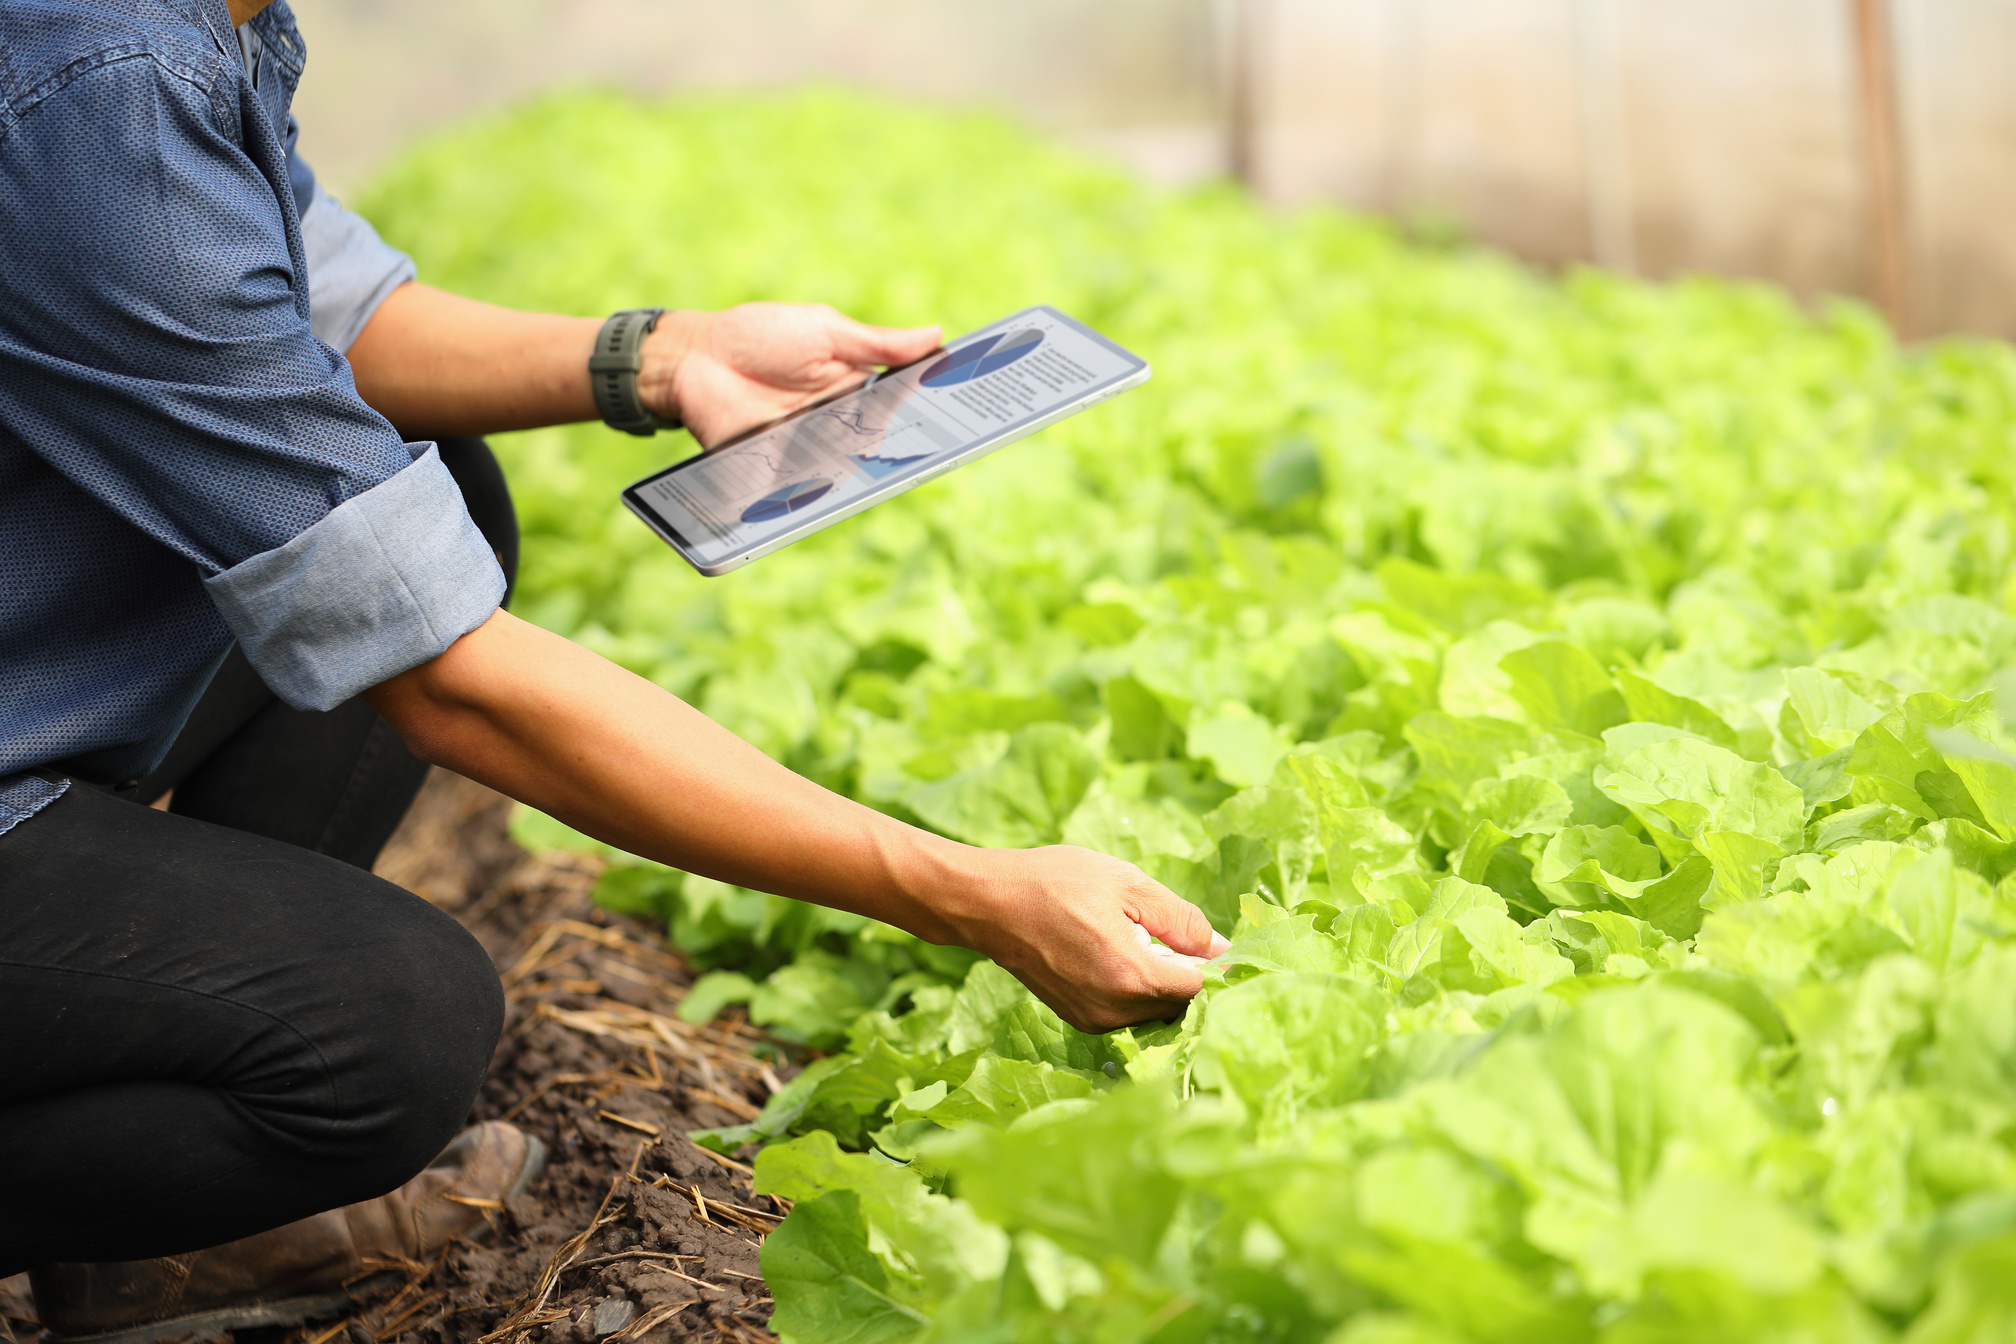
282, 890, 505, 1203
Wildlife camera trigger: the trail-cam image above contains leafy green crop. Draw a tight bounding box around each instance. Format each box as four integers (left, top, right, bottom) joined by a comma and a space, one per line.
365, 88, 2016, 1341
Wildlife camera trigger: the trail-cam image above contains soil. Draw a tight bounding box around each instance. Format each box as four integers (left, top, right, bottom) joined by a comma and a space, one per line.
0, 770, 784, 1344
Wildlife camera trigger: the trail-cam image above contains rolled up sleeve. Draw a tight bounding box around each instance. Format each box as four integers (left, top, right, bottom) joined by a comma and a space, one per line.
205, 444, 504, 710
0, 52, 503, 715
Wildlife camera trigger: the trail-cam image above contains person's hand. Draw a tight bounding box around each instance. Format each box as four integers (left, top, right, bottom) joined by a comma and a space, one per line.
641, 303, 942, 447
913, 844, 1232, 1033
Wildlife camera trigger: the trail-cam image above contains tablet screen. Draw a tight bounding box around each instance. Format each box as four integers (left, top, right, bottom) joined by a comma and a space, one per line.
626, 307, 1143, 570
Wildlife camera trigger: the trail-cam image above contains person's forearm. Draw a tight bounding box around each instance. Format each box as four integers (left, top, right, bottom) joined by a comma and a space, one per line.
346, 288, 943, 447
343, 284, 704, 441
365, 610, 1228, 1031
343, 284, 596, 438
361, 610, 968, 940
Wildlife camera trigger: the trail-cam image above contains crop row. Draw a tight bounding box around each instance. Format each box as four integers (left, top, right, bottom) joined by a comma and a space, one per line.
366, 90, 2016, 1342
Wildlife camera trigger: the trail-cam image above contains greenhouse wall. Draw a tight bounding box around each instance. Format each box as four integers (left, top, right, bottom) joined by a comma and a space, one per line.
290, 0, 2015, 337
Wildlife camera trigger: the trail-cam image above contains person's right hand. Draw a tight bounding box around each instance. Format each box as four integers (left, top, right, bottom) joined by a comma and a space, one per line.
913, 844, 1231, 1033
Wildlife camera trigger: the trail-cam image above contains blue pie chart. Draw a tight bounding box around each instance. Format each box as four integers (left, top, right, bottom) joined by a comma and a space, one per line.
921, 329, 1044, 388
741, 477, 833, 523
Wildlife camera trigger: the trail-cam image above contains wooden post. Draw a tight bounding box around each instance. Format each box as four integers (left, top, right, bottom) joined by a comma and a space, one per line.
1226, 0, 1268, 189
1573, 0, 1636, 273
1849, 0, 1911, 334
1381, 0, 1424, 218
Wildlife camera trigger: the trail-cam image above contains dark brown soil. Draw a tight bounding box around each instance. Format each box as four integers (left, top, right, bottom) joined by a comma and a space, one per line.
0, 770, 783, 1344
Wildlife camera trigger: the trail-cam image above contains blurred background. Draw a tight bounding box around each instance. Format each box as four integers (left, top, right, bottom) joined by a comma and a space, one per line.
290, 0, 2014, 339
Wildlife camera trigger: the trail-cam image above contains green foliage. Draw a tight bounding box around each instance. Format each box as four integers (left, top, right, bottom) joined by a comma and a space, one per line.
371, 87, 2016, 1342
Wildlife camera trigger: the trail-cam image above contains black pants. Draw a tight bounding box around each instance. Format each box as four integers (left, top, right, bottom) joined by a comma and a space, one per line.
0, 440, 517, 1274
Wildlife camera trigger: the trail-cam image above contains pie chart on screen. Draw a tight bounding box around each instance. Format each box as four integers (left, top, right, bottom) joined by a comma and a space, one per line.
921, 329, 1044, 388
741, 478, 833, 523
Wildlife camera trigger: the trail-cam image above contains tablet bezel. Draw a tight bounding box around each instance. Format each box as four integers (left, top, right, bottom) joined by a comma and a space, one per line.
620, 305, 1150, 576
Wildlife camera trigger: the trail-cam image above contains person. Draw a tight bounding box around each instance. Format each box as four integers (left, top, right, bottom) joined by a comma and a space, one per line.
0, 0, 1229, 1336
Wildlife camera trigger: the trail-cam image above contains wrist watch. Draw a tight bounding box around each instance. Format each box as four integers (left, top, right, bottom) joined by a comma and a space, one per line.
590, 308, 682, 435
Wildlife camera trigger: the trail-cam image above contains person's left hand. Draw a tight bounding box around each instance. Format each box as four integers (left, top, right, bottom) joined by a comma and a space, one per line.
641, 303, 941, 447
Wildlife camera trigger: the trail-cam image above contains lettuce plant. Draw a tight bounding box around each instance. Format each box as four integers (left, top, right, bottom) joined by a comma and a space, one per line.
366, 89, 2016, 1342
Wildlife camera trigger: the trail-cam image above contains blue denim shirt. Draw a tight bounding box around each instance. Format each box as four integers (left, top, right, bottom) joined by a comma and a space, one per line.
0, 0, 505, 832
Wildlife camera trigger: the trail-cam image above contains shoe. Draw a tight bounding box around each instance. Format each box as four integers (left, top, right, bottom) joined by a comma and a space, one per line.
1, 1273, 34, 1341
28, 1122, 545, 1344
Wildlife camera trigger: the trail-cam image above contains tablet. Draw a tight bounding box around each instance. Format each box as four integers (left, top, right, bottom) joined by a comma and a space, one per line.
621, 305, 1150, 576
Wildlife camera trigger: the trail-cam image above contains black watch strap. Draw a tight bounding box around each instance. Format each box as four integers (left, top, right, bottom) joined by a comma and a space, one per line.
590, 308, 682, 436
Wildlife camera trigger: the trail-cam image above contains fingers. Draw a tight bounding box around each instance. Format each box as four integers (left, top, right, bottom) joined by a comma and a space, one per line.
1128, 882, 1231, 960
1064, 887, 1218, 1029
941, 844, 1233, 1034
825, 316, 943, 369
1140, 954, 1210, 1004
1036, 959, 1197, 1035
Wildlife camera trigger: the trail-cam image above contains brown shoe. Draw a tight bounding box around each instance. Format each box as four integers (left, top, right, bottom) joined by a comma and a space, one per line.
2, 1273, 34, 1341
28, 1122, 544, 1344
